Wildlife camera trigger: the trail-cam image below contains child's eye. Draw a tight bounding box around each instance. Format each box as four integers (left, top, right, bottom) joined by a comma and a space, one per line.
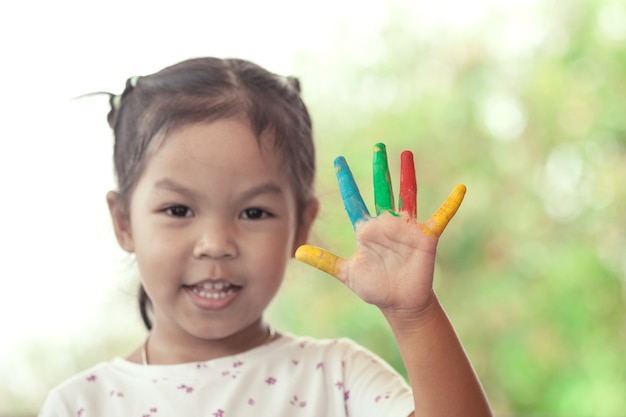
165, 205, 194, 218
241, 208, 271, 220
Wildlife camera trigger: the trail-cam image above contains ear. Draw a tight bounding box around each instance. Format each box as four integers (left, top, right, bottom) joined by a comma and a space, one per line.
107, 191, 135, 253
292, 198, 319, 256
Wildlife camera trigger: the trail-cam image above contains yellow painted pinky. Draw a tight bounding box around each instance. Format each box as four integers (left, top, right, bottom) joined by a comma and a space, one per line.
295, 245, 344, 279
424, 184, 467, 237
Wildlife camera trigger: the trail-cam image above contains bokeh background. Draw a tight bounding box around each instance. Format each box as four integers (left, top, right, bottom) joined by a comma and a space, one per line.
1, 0, 624, 416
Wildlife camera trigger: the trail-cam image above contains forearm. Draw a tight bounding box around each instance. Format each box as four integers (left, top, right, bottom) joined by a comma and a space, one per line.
383, 293, 492, 417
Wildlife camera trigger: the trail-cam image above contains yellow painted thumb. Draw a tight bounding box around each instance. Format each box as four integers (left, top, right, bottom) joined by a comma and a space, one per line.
295, 245, 343, 278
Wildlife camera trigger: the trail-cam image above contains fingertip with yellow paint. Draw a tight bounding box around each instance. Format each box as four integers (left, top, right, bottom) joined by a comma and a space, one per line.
453, 184, 467, 201
426, 184, 467, 237
295, 245, 343, 278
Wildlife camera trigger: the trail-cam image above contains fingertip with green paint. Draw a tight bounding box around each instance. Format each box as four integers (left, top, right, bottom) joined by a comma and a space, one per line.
373, 142, 395, 215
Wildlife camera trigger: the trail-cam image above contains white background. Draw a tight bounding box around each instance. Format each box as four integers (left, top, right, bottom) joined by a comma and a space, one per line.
0, 0, 508, 357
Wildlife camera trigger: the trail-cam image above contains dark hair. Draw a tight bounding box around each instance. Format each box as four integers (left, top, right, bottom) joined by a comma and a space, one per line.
107, 57, 316, 330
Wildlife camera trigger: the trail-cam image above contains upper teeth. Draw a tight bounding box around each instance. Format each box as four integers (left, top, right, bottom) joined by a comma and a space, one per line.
200, 281, 231, 290
191, 281, 235, 299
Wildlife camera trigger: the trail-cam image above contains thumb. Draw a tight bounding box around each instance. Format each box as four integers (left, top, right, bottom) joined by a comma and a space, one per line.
295, 245, 346, 281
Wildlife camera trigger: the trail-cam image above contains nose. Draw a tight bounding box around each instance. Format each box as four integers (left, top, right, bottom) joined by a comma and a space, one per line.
193, 221, 238, 260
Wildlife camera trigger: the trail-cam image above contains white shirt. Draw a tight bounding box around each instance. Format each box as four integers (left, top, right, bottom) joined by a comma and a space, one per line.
39, 333, 414, 417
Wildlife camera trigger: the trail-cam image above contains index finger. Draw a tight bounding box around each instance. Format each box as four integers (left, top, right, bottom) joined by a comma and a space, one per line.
335, 156, 370, 229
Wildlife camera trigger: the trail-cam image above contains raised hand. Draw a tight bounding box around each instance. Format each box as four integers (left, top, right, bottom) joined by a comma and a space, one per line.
295, 143, 466, 314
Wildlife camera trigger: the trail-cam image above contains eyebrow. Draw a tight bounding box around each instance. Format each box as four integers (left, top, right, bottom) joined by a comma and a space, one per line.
153, 178, 284, 202
154, 178, 204, 201
238, 182, 284, 202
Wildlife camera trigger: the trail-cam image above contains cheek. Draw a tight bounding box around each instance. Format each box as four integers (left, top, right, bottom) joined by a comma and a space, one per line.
133, 228, 188, 278
244, 229, 294, 272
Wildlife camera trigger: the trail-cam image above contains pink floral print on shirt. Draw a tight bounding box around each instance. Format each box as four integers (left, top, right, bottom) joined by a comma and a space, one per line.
177, 384, 194, 393
375, 392, 392, 403
290, 395, 307, 408
142, 407, 158, 417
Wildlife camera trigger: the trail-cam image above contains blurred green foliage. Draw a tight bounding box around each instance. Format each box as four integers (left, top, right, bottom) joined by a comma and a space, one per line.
270, 0, 626, 416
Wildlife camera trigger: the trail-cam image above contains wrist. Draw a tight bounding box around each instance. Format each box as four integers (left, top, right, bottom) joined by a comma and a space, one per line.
381, 291, 444, 333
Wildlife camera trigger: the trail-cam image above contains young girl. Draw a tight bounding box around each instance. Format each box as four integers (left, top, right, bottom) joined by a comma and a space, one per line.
39, 57, 491, 416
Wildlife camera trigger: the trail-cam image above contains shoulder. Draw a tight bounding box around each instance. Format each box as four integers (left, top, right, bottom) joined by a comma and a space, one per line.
278, 332, 381, 354
271, 333, 391, 369
267, 333, 413, 416
38, 360, 118, 415
273, 332, 364, 353
39, 357, 171, 415
47, 360, 117, 391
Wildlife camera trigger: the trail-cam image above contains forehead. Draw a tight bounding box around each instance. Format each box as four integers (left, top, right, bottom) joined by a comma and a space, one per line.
144, 119, 287, 186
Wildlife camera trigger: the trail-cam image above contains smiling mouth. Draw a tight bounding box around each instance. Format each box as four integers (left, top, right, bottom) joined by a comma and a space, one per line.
186, 280, 241, 299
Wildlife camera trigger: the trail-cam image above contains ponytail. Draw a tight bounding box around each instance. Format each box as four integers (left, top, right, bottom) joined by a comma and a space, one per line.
138, 284, 153, 330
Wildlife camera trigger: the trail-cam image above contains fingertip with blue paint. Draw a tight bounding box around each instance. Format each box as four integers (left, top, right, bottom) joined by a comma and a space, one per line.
334, 156, 370, 229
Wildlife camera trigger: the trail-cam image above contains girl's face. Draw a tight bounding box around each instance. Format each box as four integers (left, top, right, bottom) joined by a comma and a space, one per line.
111, 118, 315, 351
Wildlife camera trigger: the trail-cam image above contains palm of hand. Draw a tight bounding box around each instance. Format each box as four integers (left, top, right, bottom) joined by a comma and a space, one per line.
343, 213, 437, 312
296, 143, 465, 315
